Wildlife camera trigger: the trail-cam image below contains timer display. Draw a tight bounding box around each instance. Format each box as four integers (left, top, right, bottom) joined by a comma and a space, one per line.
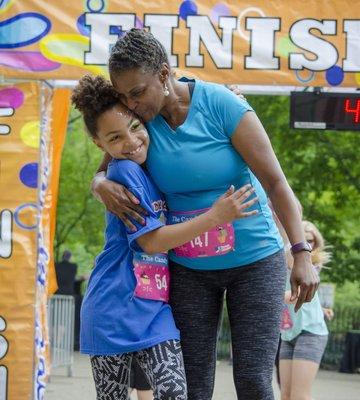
290, 92, 360, 131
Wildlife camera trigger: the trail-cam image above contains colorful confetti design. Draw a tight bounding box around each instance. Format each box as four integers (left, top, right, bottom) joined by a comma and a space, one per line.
39, 33, 107, 75
0, 13, 51, 48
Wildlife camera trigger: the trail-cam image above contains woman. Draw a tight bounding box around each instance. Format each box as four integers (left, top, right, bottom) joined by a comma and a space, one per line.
92, 29, 318, 399
279, 220, 331, 400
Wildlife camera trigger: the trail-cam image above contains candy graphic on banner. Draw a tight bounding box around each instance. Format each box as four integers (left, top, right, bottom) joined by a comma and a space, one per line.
277, 36, 298, 58
0, 13, 51, 48
85, 0, 108, 13
0, 0, 14, 14
325, 65, 344, 86
39, 33, 107, 75
0, 50, 60, 71
0, 107, 12, 135
179, 1, 198, 20
20, 121, 40, 148
295, 69, 315, 84
237, 7, 266, 40
14, 203, 38, 230
0, 87, 23, 135
210, 3, 231, 24
19, 162, 38, 189
0, 87, 24, 108
77, 13, 90, 36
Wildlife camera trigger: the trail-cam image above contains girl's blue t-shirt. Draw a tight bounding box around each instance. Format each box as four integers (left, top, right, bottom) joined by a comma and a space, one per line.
146, 79, 283, 270
80, 159, 179, 356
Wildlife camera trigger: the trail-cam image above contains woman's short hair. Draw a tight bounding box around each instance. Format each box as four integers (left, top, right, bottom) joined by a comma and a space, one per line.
109, 28, 169, 76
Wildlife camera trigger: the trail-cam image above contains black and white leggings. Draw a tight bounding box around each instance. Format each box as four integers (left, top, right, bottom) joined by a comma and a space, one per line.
90, 340, 187, 400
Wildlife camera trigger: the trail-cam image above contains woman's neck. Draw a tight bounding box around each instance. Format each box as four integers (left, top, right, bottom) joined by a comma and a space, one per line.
160, 80, 191, 130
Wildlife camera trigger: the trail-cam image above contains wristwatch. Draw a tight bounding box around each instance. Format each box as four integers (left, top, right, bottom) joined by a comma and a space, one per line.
290, 241, 312, 255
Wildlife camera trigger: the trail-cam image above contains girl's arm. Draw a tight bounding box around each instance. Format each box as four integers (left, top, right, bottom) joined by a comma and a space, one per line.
136, 185, 258, 255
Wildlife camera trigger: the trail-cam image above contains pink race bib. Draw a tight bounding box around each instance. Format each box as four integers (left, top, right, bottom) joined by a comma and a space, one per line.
133, 253, 169, 302
280, 306, 293, 331
169, 209, 235, 258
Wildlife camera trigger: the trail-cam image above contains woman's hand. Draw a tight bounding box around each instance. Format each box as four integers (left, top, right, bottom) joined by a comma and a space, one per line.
290, 252, 319, 312
92, 172, 147, 231
208, 184, 258, 225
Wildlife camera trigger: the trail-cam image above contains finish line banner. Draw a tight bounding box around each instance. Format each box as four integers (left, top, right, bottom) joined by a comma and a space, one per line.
0, 82, 70, 400
0, 1, 359, 87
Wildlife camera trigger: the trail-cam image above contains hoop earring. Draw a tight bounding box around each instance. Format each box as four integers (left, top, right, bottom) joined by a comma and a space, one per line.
164, 84, 169, 96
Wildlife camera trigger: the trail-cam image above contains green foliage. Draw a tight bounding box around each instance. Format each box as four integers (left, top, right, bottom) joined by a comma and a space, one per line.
335, 281, 360, 307
55, 108, 105, 276
248, 95, 360, 285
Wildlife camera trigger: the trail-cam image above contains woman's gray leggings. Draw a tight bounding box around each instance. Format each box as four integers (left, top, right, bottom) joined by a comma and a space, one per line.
169, 250, 286, 400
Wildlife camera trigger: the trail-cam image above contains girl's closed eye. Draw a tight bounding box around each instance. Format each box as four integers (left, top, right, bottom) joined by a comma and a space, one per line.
130, 121, 141, 131
110, 135, 120, 142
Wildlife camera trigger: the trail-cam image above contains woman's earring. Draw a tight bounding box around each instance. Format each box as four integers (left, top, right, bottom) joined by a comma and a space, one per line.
164, 84, 169, 96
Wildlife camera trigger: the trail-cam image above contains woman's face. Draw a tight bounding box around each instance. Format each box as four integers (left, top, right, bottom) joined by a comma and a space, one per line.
94, 103, 149, 164
111, 68, 166, 122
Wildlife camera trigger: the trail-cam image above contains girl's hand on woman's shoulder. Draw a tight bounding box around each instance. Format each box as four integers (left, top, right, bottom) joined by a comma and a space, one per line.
92, 172, 147, 232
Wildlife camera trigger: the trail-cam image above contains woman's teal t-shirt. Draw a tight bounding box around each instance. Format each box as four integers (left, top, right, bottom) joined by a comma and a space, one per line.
146, 79, 283, 270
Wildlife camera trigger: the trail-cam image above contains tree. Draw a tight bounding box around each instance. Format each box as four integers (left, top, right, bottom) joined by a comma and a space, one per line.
248, 95, 360, 284
55, 109, 105, 273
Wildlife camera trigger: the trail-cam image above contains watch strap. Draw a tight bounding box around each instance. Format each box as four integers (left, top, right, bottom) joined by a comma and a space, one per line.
290, 241, 312, 255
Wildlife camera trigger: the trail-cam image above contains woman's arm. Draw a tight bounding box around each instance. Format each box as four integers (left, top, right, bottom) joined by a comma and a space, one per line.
137, 185, 258, 255
231, 112, 319, 312
91, 153, 147, 230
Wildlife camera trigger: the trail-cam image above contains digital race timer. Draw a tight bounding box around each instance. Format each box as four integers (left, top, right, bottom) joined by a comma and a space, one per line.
290, 92, 360, 131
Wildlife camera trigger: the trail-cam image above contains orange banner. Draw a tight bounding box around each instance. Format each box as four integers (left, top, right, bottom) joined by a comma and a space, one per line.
0, 1, 359, 86
0, 81, 40, 400
0, 82, 70, 400
47, 88, 71, 296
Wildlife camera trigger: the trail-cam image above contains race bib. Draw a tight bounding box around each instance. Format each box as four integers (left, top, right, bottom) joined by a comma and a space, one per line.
133, 252, 169, 302
169, 209, 235, 258
280, 306, 293, 331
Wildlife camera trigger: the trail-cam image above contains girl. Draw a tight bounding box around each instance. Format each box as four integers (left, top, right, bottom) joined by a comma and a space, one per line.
279, 220, 331, 400
71, 74, 258, 400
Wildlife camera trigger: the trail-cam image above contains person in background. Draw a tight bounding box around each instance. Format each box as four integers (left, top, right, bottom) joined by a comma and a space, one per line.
279, 220, 332, 400
55, 250, 78, 295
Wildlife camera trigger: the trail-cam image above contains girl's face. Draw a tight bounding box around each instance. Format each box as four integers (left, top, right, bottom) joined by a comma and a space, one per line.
111, 67, 167, 122
305, 230, 317, 250
94, 103, 149, 164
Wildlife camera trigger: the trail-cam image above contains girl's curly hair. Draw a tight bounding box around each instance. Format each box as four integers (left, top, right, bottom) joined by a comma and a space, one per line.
71, 74, 121, 137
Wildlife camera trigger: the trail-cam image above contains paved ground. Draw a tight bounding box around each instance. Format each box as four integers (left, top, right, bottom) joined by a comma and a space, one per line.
45, 352, 360, 400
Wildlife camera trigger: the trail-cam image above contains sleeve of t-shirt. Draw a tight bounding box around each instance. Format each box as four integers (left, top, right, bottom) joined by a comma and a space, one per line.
207, 83, 254, 138
109, 160, 165, 253
124, 185, 165, 253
